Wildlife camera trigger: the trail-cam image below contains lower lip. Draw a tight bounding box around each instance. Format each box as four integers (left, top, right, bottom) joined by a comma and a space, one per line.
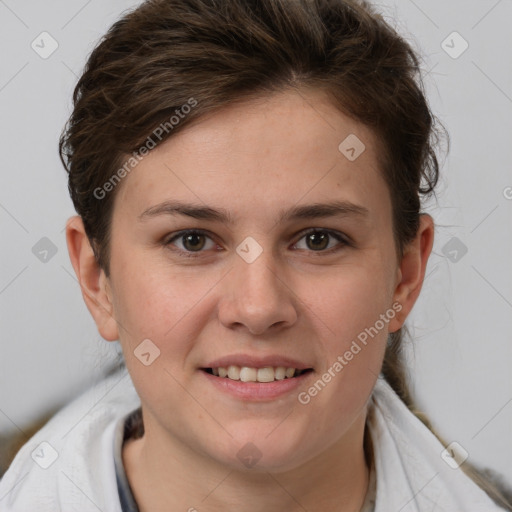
199, 369, 313, 401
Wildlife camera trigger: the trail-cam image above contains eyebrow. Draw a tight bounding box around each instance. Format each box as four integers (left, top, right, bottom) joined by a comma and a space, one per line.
137, 199, 369, 224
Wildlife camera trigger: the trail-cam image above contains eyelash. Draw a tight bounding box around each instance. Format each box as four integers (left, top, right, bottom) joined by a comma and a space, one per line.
164, 228, 351, 258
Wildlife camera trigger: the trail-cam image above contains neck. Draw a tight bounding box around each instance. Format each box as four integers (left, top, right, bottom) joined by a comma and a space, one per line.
123, 410, 371, 512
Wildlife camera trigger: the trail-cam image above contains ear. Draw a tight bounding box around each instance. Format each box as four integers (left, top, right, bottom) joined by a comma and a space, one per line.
65, 215, 119, 341
388, 213, 434, 333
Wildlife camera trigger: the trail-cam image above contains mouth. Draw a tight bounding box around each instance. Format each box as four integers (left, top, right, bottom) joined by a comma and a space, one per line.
201, 366, 314, 383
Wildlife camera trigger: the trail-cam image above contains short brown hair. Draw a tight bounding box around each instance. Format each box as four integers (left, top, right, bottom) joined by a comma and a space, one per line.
60, 0, 442, 275
58, 1, 512, 507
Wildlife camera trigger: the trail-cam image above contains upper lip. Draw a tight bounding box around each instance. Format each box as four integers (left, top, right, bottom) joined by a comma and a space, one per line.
203, 354, 313, 370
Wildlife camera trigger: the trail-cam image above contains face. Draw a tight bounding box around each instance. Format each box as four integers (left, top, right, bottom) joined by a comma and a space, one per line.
102, 88, 402, 471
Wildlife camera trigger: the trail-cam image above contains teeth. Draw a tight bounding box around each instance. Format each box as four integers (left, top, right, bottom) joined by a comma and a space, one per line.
210, 366, 303, 382
274, 367, 286, 380
240, 367, 257, 382
285, 367, 296, 378
227, 365, 240, 380
257, 367, 275, 383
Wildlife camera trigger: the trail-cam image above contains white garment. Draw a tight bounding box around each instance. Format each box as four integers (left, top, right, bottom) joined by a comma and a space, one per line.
0, 367, 506, 511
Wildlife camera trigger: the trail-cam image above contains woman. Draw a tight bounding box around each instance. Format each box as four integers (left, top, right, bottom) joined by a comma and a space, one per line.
0, 0, 510, 510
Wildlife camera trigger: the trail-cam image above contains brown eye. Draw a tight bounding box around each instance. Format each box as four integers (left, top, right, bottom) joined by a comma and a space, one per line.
182, 232, 206, 251
305, 232, 329, 251
166, 230, 216, 256
293, 229, 348, 253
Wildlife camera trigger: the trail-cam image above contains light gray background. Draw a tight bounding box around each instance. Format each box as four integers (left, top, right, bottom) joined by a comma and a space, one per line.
1, 0, 511, 483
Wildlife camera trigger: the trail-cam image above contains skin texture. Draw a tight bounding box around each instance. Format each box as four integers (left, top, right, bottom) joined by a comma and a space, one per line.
66, 88, 434, 511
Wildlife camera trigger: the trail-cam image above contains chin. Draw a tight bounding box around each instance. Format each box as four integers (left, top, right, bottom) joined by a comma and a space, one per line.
210, 431, 312, 473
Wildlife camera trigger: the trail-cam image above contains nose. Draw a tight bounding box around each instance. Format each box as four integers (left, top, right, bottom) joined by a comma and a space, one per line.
217, 245, 298, 336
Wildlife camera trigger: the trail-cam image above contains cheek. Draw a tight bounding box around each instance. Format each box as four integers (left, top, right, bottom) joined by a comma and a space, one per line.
110, 255, 220, 359
300, 262, 392, 393
305, 261, 393, 331
110, 261, 205, 419
295, 268, 391, 424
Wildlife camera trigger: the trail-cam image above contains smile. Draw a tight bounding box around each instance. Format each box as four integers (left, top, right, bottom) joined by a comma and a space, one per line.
200, 365, 314, 401
203, 366, 313, 383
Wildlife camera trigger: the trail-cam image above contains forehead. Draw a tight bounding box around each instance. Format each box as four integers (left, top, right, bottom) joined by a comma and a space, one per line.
113, 88, 390, 224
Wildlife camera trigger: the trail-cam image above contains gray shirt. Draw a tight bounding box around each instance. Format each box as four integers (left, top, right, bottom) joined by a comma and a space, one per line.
113, 408, 141, 512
